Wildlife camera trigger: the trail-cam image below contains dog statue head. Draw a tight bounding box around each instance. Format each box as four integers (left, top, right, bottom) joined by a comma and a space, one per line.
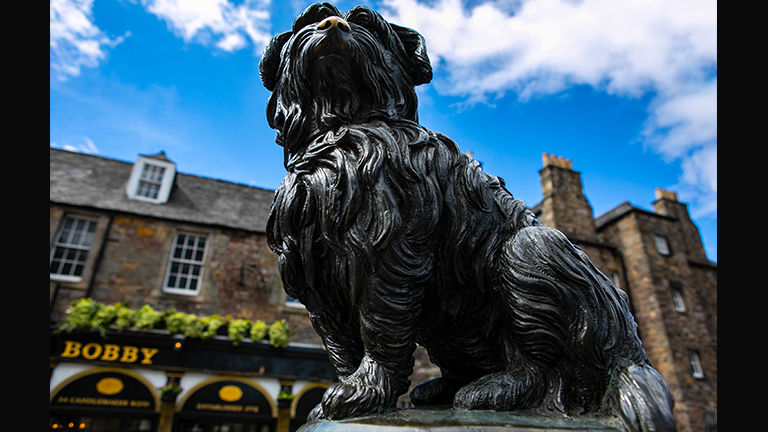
259, 3, 433, 149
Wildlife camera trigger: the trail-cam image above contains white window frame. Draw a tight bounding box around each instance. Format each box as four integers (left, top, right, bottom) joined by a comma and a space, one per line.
136, 163, 166, 200
654, 234, 670, 256
126, 156, 176, 204
689, 351, 704, 379
50, 215, 99, 282
163, 232, 208, 296
671, 283, 687, 312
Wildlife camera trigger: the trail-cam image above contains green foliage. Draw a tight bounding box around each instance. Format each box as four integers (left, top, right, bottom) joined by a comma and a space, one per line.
269, 319, 290, 348
163, 310, 187, 334
87, 303, 139, 336
278, 390, 295, 400
55, 298, 290, 348
160, 383, 183, 394
134, 305, 162, 329
113, 304, 138, 331
56, 298, 100, 333
250, 320, 269, 341
180, 313, 206, 339
200, 315, 225, 341
90, 303, 119, 337
227, 319, 251, 346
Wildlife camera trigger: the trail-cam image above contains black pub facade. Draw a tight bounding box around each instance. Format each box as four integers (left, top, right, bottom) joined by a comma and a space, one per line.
49, 328, 334, 432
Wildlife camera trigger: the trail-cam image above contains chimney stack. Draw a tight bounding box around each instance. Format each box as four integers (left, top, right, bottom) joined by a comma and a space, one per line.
538, 153, 596, 241
654, 188, 678, 202
542, 153, 573, 170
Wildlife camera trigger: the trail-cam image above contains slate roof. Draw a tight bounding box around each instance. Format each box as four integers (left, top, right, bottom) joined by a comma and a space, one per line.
595, 201, 676, 230
50, 148, 276, 233
594, 201, 636, 229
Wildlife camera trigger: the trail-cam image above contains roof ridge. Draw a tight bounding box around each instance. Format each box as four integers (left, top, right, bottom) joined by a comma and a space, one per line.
50, 147, 276, 193
50, 147, 134, 165
50, 148, 274, 233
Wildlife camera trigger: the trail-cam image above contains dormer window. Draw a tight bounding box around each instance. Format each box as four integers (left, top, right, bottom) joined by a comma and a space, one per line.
137, 163, 166, 199
126, 152, 176, 204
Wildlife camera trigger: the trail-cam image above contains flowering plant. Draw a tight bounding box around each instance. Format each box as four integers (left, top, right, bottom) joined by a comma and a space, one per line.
56, 298, 291, 347
160, 383, 183, 395
278, 390, 295, 400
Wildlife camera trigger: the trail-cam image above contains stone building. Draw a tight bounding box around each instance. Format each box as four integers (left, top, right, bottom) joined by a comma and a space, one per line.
50, 148, 716, 432
49, 148, 334, 432
530, 154, 717, 432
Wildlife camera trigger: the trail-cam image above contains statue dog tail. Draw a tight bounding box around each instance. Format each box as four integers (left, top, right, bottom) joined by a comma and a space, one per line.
607, 363, 677, 432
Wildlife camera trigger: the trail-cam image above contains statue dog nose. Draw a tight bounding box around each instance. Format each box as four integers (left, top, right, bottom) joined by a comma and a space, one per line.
317, 16, 350, 32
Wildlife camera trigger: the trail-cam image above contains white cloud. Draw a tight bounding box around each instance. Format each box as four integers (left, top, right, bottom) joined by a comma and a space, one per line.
50, 0, 129, 80
678, 144, 716, 217
140, 0, 272, 53
51, 136, 100, 154
643, 81, 717, 160
381, 0, 717, 216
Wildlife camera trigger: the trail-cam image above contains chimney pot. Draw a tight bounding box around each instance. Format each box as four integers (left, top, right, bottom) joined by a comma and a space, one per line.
655, 188, 678, 202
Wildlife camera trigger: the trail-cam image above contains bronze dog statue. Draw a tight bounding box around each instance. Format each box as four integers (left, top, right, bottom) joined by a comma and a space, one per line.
260, 3, 676, 431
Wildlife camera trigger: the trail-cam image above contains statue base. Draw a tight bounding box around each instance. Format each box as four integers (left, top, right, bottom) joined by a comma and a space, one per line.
297, 408, 623, 431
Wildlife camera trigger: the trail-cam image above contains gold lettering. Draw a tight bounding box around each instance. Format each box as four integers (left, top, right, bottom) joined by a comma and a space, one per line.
196, 403, 243, 412
139, 347, 159, 365
68, 397, 129, 407
101, 344, 120, 361
120, 346, 138, 363
59, 341, 160, 364
82, 343, 103, 360
60, 341, 82, 358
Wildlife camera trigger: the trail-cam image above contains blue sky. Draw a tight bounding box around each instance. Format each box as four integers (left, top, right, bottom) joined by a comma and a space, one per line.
50, 0, 717, 262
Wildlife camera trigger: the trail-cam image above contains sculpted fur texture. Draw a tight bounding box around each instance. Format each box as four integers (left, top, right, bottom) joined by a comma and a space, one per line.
260, 3, 676, 431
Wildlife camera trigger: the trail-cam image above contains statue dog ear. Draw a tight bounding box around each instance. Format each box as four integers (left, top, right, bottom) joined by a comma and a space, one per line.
391, 24, 433, 86
260, 31, 292, 91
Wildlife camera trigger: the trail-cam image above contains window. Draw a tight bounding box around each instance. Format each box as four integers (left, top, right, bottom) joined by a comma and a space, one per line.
126, 153, 176, 204
164, 233, 207, 295
50, 216, 98, 281
136, 163, 166, 199
654, 234, 670, 256
671, 282, 687, 312
689, 351, 704, 379
285, 294, 305, 309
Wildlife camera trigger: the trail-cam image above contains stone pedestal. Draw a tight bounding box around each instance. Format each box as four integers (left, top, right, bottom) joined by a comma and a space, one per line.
297, 408, 623, 432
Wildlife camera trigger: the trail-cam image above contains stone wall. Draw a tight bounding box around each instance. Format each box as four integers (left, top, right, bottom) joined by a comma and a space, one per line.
598, 206, 717, 432
533, 154, 716, 432
49, 206, 321, 345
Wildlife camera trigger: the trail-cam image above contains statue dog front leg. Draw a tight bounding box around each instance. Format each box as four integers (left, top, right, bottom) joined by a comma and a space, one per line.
312, 262, 423, 420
